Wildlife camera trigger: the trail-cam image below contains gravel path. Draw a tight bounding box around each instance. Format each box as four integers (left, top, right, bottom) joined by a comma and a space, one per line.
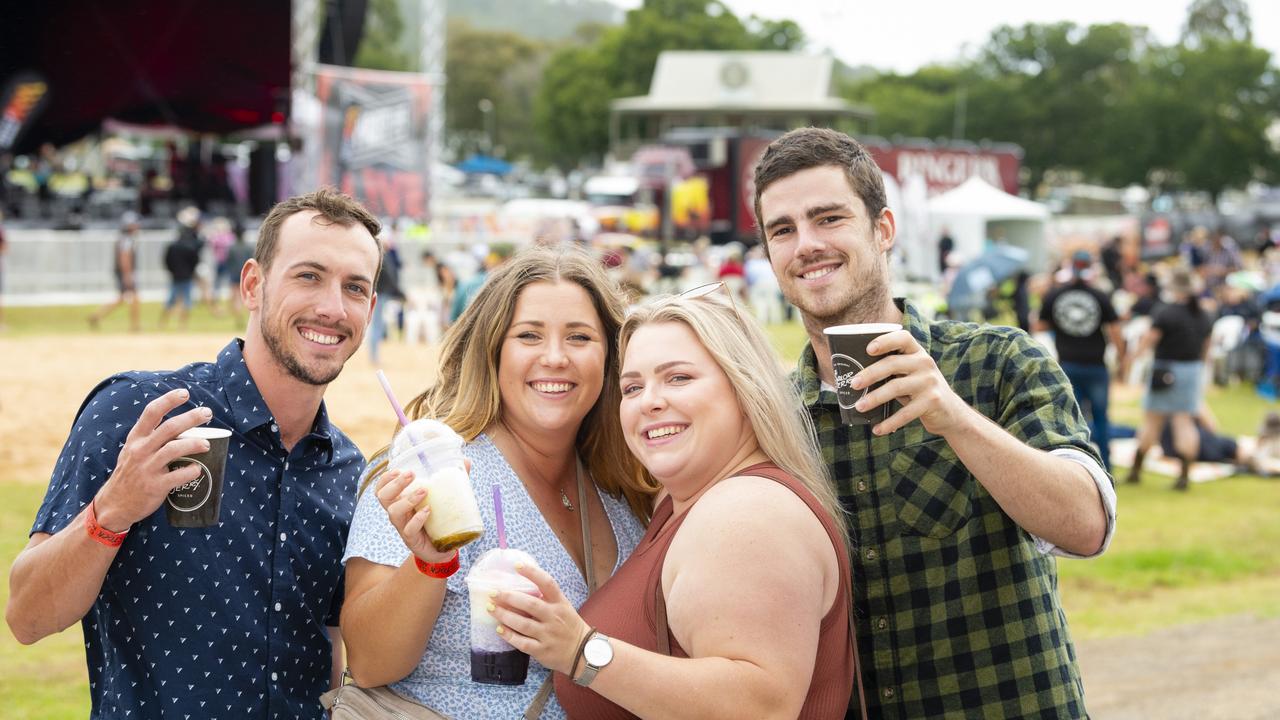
1078, 614, 1280, 719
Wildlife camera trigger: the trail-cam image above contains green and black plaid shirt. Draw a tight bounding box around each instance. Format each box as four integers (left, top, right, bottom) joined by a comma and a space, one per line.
797, 300, 1102, 719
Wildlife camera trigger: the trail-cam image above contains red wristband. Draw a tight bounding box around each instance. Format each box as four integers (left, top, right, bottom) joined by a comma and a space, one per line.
414, 551, 460, 578
85, 499, 129, 548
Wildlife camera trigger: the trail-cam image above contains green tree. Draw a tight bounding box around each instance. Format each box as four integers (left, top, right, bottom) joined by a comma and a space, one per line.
1147, 38, 1279, 200
1181, 0, 1253, 47
533, 0, 806, 165
445, 20, 547, 160
353, 0, 413, 71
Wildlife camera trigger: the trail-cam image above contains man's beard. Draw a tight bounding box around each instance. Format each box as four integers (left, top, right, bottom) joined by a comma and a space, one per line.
260, 288, 347, 386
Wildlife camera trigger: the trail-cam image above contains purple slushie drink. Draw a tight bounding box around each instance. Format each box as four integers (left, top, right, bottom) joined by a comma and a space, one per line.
465, 548, 540, 685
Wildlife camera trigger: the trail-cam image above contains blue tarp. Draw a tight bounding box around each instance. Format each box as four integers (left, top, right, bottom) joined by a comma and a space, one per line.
456, 154, 513, 176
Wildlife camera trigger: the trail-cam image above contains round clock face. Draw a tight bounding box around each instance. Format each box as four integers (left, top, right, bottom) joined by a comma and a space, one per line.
720, 60, 749, 89
585, 635, 613, 665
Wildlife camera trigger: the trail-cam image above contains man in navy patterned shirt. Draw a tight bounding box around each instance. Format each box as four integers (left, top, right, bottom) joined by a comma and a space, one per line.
7, 188, 382, 719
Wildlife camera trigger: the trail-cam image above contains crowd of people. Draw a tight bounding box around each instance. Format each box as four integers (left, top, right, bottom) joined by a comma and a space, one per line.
1023, 225, 1280, 488
1, 126, 1272, 720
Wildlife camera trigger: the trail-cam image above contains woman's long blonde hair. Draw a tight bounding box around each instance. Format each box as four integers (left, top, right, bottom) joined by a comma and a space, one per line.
619, 292, 848, 543
367, 244, 656, 522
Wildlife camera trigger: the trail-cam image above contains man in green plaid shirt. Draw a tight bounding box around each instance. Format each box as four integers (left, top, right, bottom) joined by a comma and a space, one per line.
753, 128, 1116, 719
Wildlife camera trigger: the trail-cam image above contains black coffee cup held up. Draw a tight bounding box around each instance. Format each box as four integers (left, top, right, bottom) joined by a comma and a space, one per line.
165, 427, 232, 528
823, 323, 902, 426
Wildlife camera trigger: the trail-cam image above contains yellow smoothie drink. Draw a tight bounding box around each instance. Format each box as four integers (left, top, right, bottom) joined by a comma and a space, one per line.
388, 419, 484, 552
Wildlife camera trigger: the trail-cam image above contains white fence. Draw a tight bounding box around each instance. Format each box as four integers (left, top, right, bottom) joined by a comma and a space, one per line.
2, 227, 496, 306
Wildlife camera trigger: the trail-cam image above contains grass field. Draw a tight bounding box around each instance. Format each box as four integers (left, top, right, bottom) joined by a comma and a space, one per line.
1, 304, 1278, 718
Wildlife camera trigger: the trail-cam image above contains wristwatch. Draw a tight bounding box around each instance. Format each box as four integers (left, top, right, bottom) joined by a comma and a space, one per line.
573, 631, 614, 687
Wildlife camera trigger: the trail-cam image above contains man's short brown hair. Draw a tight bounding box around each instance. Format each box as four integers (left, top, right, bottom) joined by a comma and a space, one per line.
254, 186, 383, 282
752, 127, 887, 250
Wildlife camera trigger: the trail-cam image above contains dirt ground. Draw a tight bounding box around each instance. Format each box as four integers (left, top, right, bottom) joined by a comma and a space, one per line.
2, 333, 1278, 718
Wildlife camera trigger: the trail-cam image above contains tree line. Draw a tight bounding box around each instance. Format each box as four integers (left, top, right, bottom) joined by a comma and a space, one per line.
359, 0, 1278, 199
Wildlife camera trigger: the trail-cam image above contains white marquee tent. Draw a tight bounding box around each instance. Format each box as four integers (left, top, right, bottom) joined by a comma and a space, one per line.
927, 177, 1051, 275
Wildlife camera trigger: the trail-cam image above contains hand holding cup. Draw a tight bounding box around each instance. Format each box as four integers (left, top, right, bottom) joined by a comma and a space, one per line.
844, 328, 972, 437
94, 388, 217, 531
374, 469, 457, 564
487, 562, 591, 678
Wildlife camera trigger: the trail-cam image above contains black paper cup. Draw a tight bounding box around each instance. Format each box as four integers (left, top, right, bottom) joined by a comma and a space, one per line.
823, 323, 902, 425
165, 427, 232, 528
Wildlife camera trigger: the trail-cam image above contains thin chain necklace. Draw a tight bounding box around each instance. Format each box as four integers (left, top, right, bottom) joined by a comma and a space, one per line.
500, 424, 576, 511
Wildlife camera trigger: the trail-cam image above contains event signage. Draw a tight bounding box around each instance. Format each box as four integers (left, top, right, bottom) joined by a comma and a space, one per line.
314, 65, 434, 219
864, 141, 1022, 196
0, 72, 50, 152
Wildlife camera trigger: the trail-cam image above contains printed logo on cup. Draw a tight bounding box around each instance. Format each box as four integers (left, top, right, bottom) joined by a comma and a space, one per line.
831, 353, 867, 411
166, 458, 213, 512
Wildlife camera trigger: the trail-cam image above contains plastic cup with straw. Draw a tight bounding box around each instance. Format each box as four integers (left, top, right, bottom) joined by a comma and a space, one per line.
376, 370, 485, 552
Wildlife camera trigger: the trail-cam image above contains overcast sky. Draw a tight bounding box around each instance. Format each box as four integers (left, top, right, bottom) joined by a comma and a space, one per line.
616, 0, 1280, 74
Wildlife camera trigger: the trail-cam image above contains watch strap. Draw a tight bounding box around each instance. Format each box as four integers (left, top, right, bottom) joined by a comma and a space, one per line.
573, 631, 611, 687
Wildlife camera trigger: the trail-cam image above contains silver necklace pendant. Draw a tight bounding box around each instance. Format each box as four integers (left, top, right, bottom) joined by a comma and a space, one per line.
560, 488, 575, 511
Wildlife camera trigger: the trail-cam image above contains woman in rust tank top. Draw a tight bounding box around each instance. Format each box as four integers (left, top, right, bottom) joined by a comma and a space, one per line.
490, 290, 857, 719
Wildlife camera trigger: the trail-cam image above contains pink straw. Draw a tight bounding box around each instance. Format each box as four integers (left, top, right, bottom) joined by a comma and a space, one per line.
493, 484, 507, 549
376, 370, 433, 471
376, 370, 411, 427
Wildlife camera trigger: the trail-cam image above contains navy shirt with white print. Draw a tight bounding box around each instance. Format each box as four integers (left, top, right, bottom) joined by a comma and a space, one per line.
31, 340, 363, 720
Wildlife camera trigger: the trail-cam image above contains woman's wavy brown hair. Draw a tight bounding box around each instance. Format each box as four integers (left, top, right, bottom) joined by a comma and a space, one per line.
365, 244, 656, 522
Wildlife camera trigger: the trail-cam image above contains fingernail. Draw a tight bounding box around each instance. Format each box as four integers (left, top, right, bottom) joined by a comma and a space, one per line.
854, 400, 866, 411
488, 590, 497, 598
496, 626, 506, 635
201, 408, 213, 418
486, 603, 495, 613
177, 389, 189, 398
514, 562, 524, 570
200, 441, 211, 452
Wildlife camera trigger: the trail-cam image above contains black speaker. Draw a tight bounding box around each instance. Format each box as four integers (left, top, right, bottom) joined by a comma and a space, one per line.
248, 144, 277, 216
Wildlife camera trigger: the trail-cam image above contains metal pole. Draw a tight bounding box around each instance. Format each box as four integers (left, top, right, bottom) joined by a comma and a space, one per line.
420, 0, 447, 222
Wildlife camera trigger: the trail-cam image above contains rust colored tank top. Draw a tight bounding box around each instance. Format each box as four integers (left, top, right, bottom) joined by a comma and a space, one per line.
554, 462, 854, 719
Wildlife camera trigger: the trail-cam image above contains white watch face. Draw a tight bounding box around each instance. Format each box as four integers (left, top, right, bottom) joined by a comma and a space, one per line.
584, 635, 613, 667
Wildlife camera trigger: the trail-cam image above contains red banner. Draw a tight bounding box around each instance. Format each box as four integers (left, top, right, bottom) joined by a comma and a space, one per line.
865, 142, 1022, 196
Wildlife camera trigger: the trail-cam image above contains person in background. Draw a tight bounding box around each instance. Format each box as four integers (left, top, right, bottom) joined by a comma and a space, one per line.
1126, 271, 1162, 319
450, 246, 510, 323
223, 221, 255, 324
341, 244, 653, 719
6, 188, 383, 719
752, 127, 1115, 718
1036, 250, 1126, 471
937, 227, 954, 277
744, 244, 784, 325
159, 206, 202, 330
1201, 229, 1243, 297
1124, 268, 1215, 490
88, 211, 143, 332
368, 231, 404, 367
1100, 235, 1124, 291
207, 216, 238, 316
493, 288, 855, 719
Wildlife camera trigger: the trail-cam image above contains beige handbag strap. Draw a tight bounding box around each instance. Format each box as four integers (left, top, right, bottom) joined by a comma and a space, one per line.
524, 459, 595, 720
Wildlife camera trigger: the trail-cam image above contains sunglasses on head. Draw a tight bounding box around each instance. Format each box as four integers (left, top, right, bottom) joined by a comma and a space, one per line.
677, 281, 738, 311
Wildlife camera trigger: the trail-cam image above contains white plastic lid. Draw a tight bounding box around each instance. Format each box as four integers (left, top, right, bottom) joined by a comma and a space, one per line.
391, 418, 464, 459
465, 548, 540, 594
